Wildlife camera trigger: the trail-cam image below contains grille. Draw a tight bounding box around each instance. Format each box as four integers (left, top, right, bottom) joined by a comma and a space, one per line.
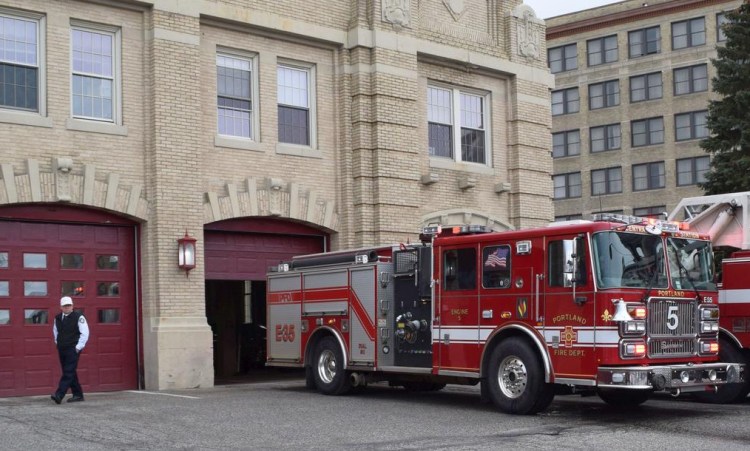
394, 250, 417, 275
648, 298, 697, 358
648, 338, 695, 358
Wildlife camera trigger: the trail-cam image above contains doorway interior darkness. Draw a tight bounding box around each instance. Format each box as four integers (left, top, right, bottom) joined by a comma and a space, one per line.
205, 280, 267, 380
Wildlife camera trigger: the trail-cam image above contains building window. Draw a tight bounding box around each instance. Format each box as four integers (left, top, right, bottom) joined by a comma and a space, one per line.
672, 17, 705, 50
71, 24, 119, 122
0, 11, 41, 112
553, 172, 581, 199
552, 129, 580, 158
675, 110, 708, 141
631, 117, 664, 147
717, 13, 728, 42
590, 124, 621, 153
633, 162, 665, 191
587, 35, 618, 66
551, 87, 579, 116
588, 80, 619, 110
633, 206, 666, 218
548, 43, 577, 73
673, 64, 708, 95
427, 85, 489, 165
278, 63, 314, 146
628, 26, 660, 58
217, 53, 255, 139
554, 214, 583, 222
629, 72, 662, 102
591, 167, 622, 196
676, 156, 710, 186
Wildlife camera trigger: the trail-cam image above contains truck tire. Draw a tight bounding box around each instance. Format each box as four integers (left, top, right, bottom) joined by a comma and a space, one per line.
312, 336, 351, 395
486, 337, 554, 415
693, 338, 750, 404
597, 388, 650, 407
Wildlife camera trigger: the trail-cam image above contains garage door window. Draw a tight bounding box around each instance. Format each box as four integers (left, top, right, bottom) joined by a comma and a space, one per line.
96, 255, 119, 270
97, 282, 119, 297
24, 281, 47, 296
24, 309, 47, 324
0, 252, 7, 268
99, 308, 119, 323
61, 281, 85, 297
0, 281, 8, 296
61, 254, 84, 269
23, 253, 46, 268
0, 310, 9, 325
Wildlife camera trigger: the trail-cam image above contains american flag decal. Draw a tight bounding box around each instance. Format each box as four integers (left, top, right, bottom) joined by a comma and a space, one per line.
484, 247, 508, 268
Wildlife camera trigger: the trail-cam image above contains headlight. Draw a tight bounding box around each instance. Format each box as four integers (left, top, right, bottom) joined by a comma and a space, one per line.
621, 339, 646, 358
701, 307, 719, 320
624, 320, 646, 334
701, 321, 719, 333
699, 340, 719, 355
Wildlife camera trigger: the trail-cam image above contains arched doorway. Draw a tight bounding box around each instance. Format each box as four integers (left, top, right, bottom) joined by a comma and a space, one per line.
203, 217, 327, 380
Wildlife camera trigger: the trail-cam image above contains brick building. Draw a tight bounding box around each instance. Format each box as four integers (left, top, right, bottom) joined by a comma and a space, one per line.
547, 0, 742, 220
0, 0, 553, 396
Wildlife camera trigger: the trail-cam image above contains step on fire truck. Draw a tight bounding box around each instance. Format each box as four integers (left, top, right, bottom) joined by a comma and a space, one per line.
266, 215, 744, 414
669, 191, 750, 403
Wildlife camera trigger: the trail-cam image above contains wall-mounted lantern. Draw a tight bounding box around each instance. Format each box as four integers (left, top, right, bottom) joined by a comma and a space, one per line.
177, 231, 197, 276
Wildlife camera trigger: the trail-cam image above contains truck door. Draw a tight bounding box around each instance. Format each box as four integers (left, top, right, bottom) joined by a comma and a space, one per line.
436, 244, 480, 373
544, 234, 597, 380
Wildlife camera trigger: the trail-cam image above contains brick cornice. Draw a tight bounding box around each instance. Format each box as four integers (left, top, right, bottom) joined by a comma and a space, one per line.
547, 0, 738, 40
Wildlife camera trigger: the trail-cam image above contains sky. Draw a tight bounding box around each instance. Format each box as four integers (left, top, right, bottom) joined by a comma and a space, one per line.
523, 0, 623, 20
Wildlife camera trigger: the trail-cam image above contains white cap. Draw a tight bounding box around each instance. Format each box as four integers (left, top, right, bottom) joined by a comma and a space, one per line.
60, 296, 73, 306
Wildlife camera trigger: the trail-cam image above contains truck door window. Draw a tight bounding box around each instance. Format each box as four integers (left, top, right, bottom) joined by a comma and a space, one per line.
482, 245, 511, 288
548, 239, 587, 287
443, 248, 476, 291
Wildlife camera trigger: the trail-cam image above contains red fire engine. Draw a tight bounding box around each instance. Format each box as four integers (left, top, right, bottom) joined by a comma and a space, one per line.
669, 191, 750, 403
266, 215, 744, 414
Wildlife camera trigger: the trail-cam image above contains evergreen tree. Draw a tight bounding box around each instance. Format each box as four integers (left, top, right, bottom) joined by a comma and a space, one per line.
699, 3, 750, 194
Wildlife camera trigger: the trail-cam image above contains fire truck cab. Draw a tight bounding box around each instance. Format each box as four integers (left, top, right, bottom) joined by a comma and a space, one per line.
266, 215, 744, 414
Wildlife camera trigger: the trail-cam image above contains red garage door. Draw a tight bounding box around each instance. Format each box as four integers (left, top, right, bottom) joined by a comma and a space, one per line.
0, 219, 137, 397
205, 218, 326, 280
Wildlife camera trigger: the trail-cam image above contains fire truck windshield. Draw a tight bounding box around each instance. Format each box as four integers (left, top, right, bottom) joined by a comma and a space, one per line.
592, 231, 667, 289
666, 237, 716, 291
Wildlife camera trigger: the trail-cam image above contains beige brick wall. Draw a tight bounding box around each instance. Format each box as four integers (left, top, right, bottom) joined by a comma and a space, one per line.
0, 0, 553, 390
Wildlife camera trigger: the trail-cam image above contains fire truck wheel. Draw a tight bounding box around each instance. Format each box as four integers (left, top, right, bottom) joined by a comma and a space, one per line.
313, 336, 352, 396
487, 337, 554, 415
692, 338, 750, 404
597, 388, 650, 407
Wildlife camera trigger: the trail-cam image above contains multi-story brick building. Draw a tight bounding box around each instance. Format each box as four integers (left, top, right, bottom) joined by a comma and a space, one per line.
547, 0, 742, 220
0, 0, 553, 396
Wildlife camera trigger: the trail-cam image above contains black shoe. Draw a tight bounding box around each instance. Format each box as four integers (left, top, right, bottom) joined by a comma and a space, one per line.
50, 394, 62, 404
67, 396, 84, 403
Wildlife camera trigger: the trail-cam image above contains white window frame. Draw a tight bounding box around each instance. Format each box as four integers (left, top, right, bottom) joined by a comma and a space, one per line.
276, 59, 317, 157
427, 83, 491, 168
0, 7, 50, 128
214, 48, 261, 151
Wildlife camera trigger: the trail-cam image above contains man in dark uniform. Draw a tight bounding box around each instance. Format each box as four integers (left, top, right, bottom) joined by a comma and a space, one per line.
51, 296, 89, 404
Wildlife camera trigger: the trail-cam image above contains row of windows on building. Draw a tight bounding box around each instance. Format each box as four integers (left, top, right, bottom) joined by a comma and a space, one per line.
548, 13, 728, 74
0, 9, 316, 146
552, 64, 708, 116
3, 8, 495, 165
553, 155, 709, 200
553, 110, 707, 157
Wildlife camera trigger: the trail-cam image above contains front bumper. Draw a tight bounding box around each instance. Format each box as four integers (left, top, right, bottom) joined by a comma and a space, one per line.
597, 362, 744, 392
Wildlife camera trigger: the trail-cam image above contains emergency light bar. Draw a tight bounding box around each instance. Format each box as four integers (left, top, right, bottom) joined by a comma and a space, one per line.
592, 213, 688, 233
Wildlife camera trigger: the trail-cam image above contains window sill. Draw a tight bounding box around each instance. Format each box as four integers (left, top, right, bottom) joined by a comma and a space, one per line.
429, 157, 494, 175
0, 110, 53, 128
65, 118, 128, 136
215, 135, 263, 152
275, 143, 322, 159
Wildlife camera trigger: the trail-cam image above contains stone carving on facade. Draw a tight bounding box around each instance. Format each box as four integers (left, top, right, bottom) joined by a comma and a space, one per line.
511, 4, 544, 60
442, 0, 466, 21
54, 157, 73, 202
382, 0, 411, 30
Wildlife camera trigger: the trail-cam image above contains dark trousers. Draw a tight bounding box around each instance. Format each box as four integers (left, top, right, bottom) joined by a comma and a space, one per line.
55, 346, 83, 398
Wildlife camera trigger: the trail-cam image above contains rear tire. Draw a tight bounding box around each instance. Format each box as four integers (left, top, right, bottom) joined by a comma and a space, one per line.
312, 336, 351, 395
597, 388, 650, 407
485, 337, 554, 415
693, 338, 750, 404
